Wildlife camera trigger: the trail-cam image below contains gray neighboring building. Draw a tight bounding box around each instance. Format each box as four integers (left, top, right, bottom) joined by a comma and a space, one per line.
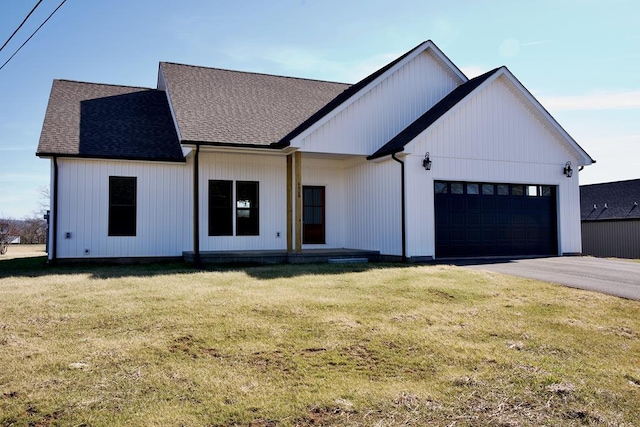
580, 179, 640, 259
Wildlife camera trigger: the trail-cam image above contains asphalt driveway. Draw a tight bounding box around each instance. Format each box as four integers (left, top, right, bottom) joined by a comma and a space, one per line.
455, 256, 640, 300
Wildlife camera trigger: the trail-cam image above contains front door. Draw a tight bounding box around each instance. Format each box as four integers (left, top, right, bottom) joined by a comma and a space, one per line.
303, 186, 325, 244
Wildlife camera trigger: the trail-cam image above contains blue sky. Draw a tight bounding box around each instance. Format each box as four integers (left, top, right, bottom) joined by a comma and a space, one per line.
1, 0, 638, 218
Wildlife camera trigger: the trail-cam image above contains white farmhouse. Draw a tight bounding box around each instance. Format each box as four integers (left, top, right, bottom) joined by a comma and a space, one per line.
37, 41, 594, 263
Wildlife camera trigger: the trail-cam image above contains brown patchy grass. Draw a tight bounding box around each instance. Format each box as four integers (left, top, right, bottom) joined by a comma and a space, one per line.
0, 243, 46, 259
0, 259, 638, 426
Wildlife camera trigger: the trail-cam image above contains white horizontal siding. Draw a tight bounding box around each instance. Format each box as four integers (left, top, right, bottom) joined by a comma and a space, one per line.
298, 50, 460, 156
404, 75, 584, 258
198, 152, 287, 251
55, 158, 192, 258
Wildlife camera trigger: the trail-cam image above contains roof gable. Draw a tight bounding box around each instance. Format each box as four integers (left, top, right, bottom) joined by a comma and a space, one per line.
159, 63, 349, 146
368, 68, 500, 160
283, 40, 467, 147
369, 67, 595, 165
37, 80, 183, 162
581, 179, 640, 220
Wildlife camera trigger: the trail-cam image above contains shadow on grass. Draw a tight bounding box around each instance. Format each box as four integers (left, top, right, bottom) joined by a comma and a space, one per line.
0, 256, 410, 280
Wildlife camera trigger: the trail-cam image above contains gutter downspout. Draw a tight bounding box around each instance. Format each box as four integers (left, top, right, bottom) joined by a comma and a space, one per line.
391, 153, 407, 262
192, 144, 201, 267
51, 156, 58, 263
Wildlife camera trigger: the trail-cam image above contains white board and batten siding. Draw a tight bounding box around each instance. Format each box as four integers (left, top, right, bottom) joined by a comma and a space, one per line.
404, 74, 583, 258
344, 157, 403, 256
295, 50, 461, 156
198, 151, 287, 251
300, 157, 347, 249
53, 158, 192, 259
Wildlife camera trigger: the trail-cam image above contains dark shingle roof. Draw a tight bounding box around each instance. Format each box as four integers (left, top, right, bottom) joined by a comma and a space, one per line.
37, 80, 183, 161
367, 68, 500, 160
580, 179, 640, 221
160, 63, 350, 146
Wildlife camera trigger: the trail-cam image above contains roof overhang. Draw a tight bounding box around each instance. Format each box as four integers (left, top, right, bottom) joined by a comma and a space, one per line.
287, 41, 468, 148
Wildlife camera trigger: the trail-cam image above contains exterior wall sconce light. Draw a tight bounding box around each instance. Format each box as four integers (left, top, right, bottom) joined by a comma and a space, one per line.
563, 161, 573, 178
423, 152, 432, 170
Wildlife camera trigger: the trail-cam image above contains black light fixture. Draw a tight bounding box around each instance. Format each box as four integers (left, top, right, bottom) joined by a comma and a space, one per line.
563, 161, 573, 178
423, 152, 432, 170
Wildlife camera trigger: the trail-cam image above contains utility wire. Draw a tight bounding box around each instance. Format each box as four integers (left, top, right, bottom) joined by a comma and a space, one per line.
0, 0, 67, 71
0, 0, 44, 53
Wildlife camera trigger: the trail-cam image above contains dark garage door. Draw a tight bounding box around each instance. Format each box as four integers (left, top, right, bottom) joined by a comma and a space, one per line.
435, 181, 557, 258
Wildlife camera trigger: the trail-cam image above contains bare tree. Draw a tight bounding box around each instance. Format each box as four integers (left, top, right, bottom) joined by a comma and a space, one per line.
1, 219, 25, 253
37, 185, 51, 217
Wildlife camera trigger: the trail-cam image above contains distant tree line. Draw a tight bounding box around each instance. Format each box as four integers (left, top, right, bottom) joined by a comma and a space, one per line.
1, 218, 47, 244
1, 186, 50, 246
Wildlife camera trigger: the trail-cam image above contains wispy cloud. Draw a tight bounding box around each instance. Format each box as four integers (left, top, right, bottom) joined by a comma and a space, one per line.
540, 90, 640, 111
499, 39, 553, 58
460, 65, 489, 79
0, 145, 32, 152
221, 43, 402, 83
0, 173, 48, 183
520, 40, 553, 46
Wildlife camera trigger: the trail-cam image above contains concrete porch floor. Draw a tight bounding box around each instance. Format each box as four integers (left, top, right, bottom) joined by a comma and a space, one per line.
183, 248, 380, 264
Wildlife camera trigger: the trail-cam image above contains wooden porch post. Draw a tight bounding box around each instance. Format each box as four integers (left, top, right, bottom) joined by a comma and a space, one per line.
286, 154, 293, 252
294, 151, 302, 252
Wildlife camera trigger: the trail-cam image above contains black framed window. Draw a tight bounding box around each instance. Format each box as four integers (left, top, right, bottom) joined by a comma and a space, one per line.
209, 180, 233, 236
236, 181, 259, 236
109, 176, 136, 236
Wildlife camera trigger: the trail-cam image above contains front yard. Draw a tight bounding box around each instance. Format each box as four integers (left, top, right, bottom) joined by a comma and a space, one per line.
0, 258, 638, 426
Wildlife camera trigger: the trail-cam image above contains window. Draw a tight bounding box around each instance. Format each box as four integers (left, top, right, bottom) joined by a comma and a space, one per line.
511, 185, 524, 196
209, 180, 233, 236
482, 184, 494, 195
435, 182, 448, 194
109, 176, 136, 236
236, 181, 259, 236
208, 180, 260, 236
497, 184, 509, 195
451, 182, 464, 194
467, 183, 479, 195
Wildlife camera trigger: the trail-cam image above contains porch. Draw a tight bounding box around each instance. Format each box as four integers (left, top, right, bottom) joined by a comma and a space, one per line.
183, 248, 380, 264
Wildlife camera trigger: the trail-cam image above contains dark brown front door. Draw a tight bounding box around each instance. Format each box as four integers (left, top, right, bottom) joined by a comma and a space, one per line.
303, 186, 325, 244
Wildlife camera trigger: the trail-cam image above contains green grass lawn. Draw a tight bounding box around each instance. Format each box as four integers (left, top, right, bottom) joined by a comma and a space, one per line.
0, 257, 639, 426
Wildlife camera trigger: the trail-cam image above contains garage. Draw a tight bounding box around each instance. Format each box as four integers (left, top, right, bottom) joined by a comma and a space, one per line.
435, 181, 557, 258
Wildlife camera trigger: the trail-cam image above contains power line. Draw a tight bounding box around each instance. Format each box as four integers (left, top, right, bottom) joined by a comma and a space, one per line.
0, 0, 45, 53
0, 0, 68, 71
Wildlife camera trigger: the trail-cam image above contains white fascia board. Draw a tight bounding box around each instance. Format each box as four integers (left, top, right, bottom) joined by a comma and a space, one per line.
158, 63, 184, 143
498, 68, 595, 166
289, 41, 468, 147
181, 146, 193, 157
401, 67, 595, 166
182, 143, 287, 157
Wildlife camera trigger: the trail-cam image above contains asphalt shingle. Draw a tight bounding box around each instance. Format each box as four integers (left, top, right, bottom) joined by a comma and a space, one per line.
580, 179, 640, 220
160, 63, 350, 146
37, 80, 183, 162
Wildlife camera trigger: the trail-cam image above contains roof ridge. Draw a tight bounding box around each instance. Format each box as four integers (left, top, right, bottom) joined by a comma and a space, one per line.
54, 79, 155, 91
159, 61, 351, 86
